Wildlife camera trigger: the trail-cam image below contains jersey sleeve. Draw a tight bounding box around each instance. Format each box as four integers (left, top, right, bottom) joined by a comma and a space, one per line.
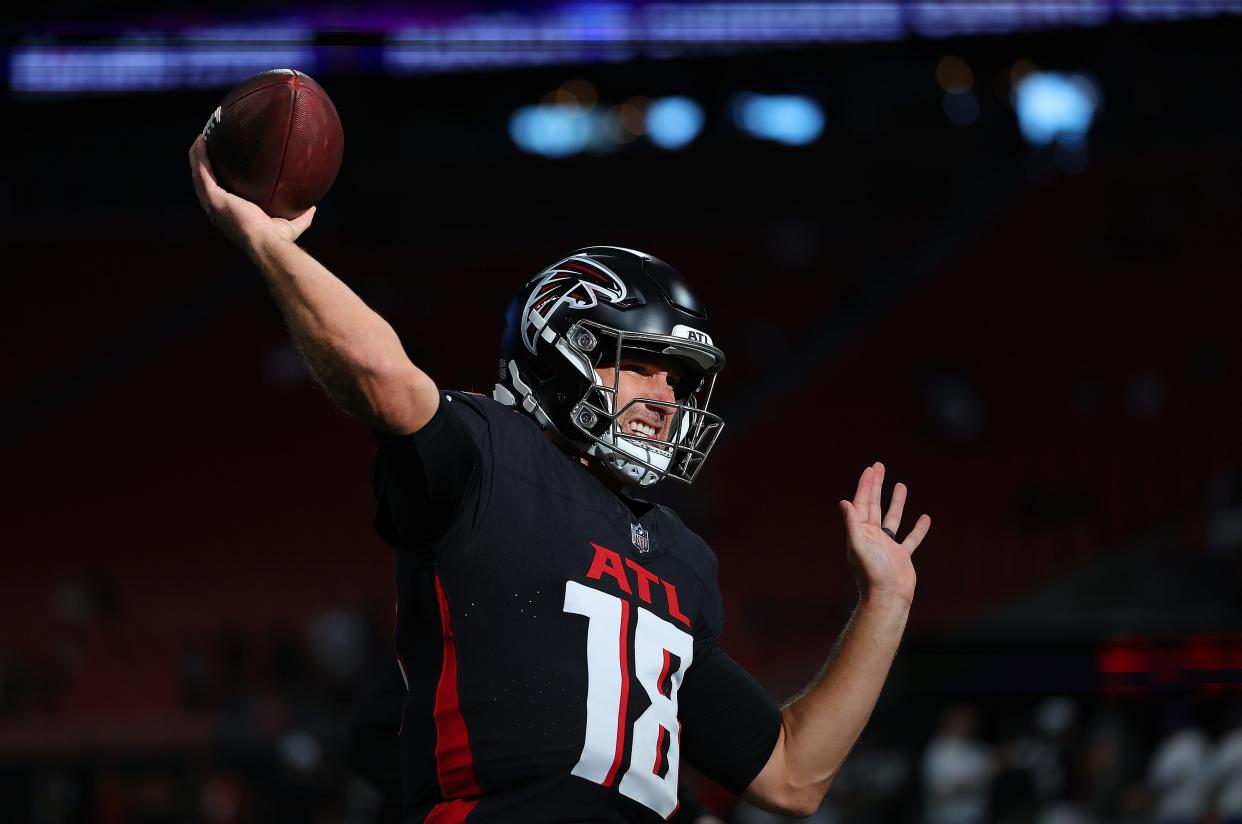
678, 547, 782, 796
371, 391, 492, 554
679, 643, 782, 796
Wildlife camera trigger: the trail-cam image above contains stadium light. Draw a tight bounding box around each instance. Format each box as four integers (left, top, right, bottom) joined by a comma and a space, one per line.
732, 93, 825, 145
10, 27, 313, 94
645, 97, 705, 150
1013, 71, 1099, 146
509, 104, 596, 158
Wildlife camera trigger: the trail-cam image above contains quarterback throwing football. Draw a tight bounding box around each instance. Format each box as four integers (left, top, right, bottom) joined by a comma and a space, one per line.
190, 135, 931, 822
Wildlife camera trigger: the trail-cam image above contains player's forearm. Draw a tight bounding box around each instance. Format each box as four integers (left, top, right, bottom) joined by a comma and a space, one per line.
247, 231, 436, 432
772, 594, 910, 813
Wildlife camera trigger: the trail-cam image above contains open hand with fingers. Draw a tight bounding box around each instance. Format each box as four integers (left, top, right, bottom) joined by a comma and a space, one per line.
838, 462, 931, 606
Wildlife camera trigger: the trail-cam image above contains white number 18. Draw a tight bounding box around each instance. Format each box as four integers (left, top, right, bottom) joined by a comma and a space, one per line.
563, 580, 694, 817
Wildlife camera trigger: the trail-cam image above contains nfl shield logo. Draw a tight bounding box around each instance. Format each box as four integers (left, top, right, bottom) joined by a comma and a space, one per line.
631, 522, 651, 554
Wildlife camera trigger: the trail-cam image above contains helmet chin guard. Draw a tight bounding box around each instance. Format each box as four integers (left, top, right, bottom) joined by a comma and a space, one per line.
494, 247, 726, 487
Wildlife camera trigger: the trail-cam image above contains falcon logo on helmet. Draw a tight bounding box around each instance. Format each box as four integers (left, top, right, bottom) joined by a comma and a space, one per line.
521, 255, 628, 353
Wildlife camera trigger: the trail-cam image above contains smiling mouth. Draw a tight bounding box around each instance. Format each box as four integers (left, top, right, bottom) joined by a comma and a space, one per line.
627, 419, 660, 438
620, 419, 672, 455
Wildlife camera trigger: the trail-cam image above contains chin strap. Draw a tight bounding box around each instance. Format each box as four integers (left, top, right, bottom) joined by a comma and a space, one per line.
587, 441, 662, 487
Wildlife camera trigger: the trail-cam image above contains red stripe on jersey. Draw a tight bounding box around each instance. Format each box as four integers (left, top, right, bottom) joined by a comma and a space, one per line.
602, 598, 632, 787
656, 649, 671, 697
425, 798, 479, 824
665, 722, 683, 818
652, 725, 667, 776
666, 723, 684, 820
430, 574, 482, 814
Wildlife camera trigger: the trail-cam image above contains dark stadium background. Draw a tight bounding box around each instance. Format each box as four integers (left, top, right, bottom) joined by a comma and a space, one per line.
3, 4, 1242, 821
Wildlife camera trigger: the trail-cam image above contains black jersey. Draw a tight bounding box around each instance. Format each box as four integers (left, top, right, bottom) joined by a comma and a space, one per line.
372, 391, 781, 823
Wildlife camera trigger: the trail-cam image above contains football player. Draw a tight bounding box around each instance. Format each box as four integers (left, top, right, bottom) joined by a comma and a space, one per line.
190, 135, 931, 822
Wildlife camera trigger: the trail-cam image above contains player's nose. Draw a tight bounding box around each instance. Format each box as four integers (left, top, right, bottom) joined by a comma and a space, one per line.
644, 373, 676, 407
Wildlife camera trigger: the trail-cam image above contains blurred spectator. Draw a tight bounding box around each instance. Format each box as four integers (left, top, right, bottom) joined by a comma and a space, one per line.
307, 607, 369, 686
1031, 697, 1078, 803
824, 738, 912, 823
1081, 703, 1144, 822
923, 704, 996, 824
1211, 705, 1242, 824
991, 696, 1083, 824
990, 721, 1040, 824
1146, 706, 1211, 824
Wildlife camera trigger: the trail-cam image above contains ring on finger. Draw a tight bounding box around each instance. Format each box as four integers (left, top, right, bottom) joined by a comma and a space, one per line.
881, 527, 897, 539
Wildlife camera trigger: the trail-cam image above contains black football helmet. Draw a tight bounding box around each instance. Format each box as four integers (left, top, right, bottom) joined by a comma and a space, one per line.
494, 246, 726, 486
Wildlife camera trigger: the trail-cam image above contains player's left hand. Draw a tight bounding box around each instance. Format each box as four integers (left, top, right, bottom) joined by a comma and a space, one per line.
838, 462, 930, 606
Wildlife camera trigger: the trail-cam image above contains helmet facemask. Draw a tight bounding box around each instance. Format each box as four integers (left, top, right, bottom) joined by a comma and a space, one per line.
562, 321, 724, 487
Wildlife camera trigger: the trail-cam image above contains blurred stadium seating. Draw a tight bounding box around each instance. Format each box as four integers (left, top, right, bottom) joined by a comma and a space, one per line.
3, 5, 1242, 822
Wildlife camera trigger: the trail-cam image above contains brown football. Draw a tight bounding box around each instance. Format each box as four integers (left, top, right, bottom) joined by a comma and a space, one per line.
202, 69, 344, 219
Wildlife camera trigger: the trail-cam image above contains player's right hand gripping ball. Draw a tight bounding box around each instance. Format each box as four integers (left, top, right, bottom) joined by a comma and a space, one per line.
202, 69, 344, 219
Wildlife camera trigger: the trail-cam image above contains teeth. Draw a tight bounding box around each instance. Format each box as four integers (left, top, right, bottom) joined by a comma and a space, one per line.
620, 420, 671, 456
628, 421, 658, 437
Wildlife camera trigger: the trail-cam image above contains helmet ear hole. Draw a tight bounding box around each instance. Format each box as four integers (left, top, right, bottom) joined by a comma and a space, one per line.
526, 356, 558, 384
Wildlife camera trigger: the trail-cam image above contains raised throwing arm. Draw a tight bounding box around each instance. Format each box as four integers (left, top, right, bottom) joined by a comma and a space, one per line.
188, 135, 437, 434
744, 462, 931, 817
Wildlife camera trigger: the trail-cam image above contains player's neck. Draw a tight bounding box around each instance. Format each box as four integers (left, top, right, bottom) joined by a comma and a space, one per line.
541, 428, 634, 498
579, 454, 628, 496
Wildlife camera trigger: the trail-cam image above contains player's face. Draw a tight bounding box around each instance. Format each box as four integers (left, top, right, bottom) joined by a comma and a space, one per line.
595, 352, 684, 445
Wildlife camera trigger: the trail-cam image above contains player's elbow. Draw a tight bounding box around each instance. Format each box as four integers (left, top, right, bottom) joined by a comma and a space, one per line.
744, 725, 835, 818
745, 766, 832, 818
745, 788, 827, 819
356, 362, 439, 435
769, 781, 831, 819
